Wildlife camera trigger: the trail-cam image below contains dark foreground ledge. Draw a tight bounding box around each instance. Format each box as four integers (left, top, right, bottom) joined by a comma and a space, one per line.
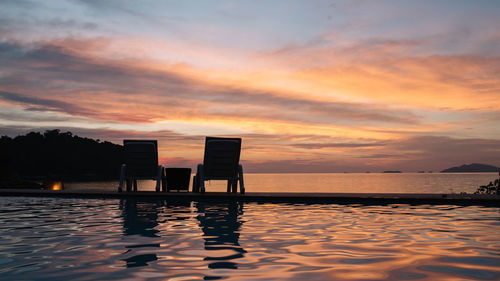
0, 189, 499, 206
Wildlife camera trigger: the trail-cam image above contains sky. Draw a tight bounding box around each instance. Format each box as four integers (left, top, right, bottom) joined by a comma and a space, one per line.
1, 0, 500, 172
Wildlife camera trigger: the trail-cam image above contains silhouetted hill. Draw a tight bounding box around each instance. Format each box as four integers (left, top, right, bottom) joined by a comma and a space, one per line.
441, 163, 500, 173
0, 130, 124, 182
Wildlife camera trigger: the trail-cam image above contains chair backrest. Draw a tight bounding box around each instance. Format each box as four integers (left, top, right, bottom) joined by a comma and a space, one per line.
203, 137, 241, 178
123, 140, 158, 178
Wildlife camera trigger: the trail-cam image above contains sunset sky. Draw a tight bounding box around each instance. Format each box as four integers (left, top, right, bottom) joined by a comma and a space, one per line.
1, 0, 500, 172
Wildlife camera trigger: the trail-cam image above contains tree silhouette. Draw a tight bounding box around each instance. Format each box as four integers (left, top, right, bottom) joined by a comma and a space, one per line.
0, 130, 124, 181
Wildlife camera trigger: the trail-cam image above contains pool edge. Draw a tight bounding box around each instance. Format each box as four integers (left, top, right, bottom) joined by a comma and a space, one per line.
0, 189, 499, 206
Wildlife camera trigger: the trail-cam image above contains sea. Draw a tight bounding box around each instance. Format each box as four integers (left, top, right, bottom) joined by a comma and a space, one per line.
64, 172, 500, 194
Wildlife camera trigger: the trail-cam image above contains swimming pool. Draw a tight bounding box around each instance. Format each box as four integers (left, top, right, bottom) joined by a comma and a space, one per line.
0, 197, 499, 280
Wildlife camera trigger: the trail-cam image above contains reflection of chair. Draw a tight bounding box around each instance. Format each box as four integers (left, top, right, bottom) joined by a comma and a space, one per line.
196, 201, 246, 270
119, 199, 160, 268
120, 199, 160, 237
118, 140, 162, 192
193, 137, 245, 194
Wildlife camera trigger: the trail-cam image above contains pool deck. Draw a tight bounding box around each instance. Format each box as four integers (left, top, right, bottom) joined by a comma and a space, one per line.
0, 188, 499, 205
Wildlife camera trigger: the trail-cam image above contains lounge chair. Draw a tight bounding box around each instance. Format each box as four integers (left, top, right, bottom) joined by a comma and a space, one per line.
118, 140, 162, 192
193, 137, 245, 194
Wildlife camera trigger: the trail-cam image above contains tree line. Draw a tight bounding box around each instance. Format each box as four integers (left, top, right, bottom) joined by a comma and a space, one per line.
1, 130, 124, 181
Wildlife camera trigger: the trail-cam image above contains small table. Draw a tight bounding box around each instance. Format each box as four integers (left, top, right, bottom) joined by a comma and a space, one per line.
162, 168, 191, 192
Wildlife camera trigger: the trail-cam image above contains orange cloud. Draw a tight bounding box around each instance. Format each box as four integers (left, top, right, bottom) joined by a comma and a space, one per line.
251, 38, 500, 110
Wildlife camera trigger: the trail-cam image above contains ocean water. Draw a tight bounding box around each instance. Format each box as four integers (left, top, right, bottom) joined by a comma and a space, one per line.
65, 172, 500, 194
0, 197, 499, 280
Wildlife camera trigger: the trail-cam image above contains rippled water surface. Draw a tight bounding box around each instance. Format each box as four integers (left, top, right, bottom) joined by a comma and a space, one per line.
0, 197, 499, 280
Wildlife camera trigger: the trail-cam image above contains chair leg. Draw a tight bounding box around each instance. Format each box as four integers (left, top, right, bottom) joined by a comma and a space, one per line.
197, 164, 205, 193
133, 179, 138, 192
232, 179, 237, 193
227, 180, 232, 193
126, 179, 132, 192
192, 175, 198, 192
118, 164, 126, 192
238, 164, 245, 194
162, 167, 167, 192
155, 165, 162, 192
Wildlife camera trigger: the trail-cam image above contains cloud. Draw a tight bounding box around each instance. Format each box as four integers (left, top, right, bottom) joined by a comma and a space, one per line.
291, 142, 386, 149
357, 136, 500, 171
0, 90, 94, 115
0, 105, 72, 122
243, 135, 500, 172
260, 36, 500, 111
0, 39, 423, 129
2, 37, 497, 172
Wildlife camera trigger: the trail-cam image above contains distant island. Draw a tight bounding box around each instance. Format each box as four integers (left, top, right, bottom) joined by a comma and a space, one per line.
383, 170, 402, 173
441, 163, 500, 173
1, 130, 124, 188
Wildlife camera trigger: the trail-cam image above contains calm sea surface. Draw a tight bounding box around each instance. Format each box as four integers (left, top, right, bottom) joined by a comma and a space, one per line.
0, 197, 499, 280
65, 173, 499, 194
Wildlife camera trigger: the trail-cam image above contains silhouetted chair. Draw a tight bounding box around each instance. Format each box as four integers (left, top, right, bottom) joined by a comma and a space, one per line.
193, 137, 245, 194
118, 140, 162, 192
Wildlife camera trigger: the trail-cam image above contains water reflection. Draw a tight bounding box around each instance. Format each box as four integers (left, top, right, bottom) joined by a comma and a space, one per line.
120, 199, 160, 237
196, 201, 246, 270
118, 199, 247, 272
111, 199, 500, 279
119, 199, 160, 267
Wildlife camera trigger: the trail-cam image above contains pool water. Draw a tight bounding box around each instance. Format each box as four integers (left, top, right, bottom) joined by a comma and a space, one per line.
0, 197, 499, 280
